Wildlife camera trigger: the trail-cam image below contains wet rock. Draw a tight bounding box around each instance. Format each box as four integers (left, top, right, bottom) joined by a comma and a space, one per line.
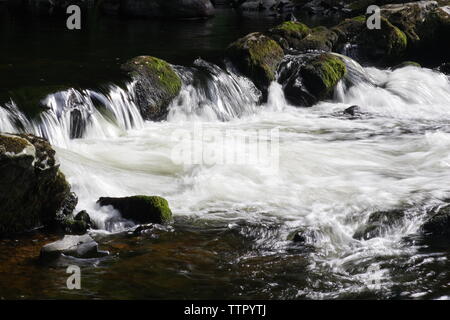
278, 53, 347, 106
131, 224, 155, 236
226, 32, 284, 91
97, 195, 173, 224
294, 26, 338, 52
40, 235, 108, 259
343, 105, 362, 117
122, 56, 182, 121
421, 206, 450, 237
0, 134, 75, 235
353, 209, 404, 240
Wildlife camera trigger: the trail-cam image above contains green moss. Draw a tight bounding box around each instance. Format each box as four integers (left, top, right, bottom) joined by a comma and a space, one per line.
134, 195, 173, 223
273, 21, 310, 35
295, 27, 338, 52
301, 54, 347, 99
124, 56, 181, 96
0, 135, 30, 154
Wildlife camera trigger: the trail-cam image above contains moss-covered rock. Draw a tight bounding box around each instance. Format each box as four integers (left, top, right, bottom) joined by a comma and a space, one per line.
97, 195, 173, 224
122, 56, 182, 121
267, 21, 310, 50
226, 32, 284, 91
301, 53, 347, 100
331, 15, 366, 51
278, 53, 347, 106
294, 26, 339, 52
358, 16, 407, 61
0, 133, 75, 235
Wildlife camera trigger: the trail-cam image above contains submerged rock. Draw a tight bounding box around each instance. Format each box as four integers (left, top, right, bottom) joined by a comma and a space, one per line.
97, 195, 173, 224
278, 53, 347, 106
438, 62, 450, 75
122, 56, 182, 121
226, 32, 285, 91
288, 227, 320, 245
0, 134, 75, 235
353, 209, 404, 240
40, 235, 108, 259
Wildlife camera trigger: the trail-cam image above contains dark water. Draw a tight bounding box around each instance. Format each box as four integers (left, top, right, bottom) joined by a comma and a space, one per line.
0, 7, 282, 92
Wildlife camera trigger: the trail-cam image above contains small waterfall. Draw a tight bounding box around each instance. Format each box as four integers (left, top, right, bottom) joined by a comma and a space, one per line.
0, 83, 144, 148
168, 59, 262, 122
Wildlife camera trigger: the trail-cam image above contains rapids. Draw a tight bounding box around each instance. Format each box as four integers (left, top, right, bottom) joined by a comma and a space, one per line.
1, 58, 450, 299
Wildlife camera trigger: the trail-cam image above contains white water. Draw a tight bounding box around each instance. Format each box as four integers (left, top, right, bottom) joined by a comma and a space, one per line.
1, 62, 450, 297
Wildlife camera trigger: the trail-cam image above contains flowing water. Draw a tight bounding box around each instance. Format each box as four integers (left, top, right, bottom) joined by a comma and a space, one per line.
1, 8, 450, 300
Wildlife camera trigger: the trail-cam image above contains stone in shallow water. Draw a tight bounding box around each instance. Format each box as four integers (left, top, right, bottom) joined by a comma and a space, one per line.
422, 206, 450, 238
40, 235, 109, 259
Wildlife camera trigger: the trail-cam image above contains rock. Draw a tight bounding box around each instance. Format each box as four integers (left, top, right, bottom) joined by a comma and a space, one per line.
293, 26, 338, 52
97, 195, 173, 224
343, 105, 361, 116
40, 235, 108, 259
226, 32, 285, 91
358, 16, 408, 62
392, 61, 421, 70
278, 53, 347, 106
421, 205, 450, 237
0, 133, 75, 235
353, 209, 404, 240
380, 1, 450, 58
267, 21, 310, 50
331, 15, 366, 52
122, 56, 182, 121
103, 0, 215, 19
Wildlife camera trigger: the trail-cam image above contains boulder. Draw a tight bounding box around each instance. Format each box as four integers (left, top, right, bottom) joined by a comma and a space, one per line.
226, 32, 285, 91
293, 26, 338, 52
0, 133, 75, 235
267, 21, 310, 50
40, 234, 108, 259
97, 195, 173, 224
122, 56, 182, 121
343, 105, 362, 117
278, 53, 347, 106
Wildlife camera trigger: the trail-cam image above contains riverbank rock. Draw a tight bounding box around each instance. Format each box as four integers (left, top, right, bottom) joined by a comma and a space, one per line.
102, 0, 215, 19
277, 53, 347, 106
122, 56, 182, 121
226, 32, 284, 91
0, 133, 76, 235
97, 195, 173, 224
421, 206, 450, 238
353, 209, 404, 240
40, 234, 108, 259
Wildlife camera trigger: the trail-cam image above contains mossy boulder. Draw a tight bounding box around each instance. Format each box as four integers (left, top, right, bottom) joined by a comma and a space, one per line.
122, 56, 182, 121
278, 53, 347, 106
226, 32, 285, 91
358, 16, 407, 61
0, 133, 75, 235
331, 15, 366, 51
293, 26, 339, 52
267, 21, 310, 50
97, 195, 173, 224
